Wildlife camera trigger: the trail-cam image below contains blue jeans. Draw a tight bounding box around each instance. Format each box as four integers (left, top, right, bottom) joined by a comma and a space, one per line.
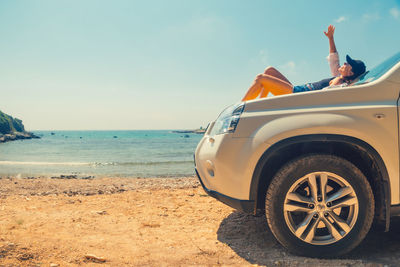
292, 83, 315, 93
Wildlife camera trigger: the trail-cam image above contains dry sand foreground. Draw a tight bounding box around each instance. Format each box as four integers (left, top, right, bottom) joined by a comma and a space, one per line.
0, 177, 400, 266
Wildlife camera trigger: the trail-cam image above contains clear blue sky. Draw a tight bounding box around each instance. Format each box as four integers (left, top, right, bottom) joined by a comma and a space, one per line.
1, 0, 399, 130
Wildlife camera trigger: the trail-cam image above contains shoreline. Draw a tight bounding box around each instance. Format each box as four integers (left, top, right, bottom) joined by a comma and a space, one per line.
0, 176, 199, 198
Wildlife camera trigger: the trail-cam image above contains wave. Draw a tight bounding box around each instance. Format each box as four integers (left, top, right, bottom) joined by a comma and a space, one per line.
0, 160, 193, 166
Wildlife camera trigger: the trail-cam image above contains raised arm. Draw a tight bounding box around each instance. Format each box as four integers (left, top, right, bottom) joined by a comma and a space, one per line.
324, 25, 340, 77
324, 25, 337, 54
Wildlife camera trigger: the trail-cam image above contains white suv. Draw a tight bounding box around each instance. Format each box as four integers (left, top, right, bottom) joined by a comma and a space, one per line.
195, 52, 400, 257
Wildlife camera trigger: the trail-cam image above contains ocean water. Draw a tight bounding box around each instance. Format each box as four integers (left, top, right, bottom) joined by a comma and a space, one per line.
0, 130, 203, 178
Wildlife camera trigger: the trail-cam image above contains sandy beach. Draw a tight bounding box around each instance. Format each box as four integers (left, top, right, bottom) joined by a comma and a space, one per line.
1, 176, 400, 266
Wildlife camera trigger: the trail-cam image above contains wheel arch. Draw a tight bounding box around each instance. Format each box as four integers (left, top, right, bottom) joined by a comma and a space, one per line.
250, 134, 391, 231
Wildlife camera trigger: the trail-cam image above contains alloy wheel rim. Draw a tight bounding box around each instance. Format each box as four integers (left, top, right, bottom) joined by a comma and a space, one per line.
283, 172, 359, 245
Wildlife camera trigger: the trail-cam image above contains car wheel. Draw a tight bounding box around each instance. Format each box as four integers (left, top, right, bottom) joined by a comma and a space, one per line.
265, 154, 374, 257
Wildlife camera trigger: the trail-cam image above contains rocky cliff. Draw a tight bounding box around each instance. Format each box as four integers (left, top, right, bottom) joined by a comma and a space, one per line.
0, 110, 40, 143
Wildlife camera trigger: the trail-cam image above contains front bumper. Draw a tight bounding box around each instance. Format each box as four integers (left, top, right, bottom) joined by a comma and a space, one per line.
195, 168, 254, 213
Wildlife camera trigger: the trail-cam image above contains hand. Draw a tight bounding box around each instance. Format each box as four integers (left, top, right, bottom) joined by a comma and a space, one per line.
324, 25, 335, 39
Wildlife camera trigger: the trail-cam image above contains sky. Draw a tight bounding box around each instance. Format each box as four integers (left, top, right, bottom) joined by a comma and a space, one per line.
1, 0, 400, 130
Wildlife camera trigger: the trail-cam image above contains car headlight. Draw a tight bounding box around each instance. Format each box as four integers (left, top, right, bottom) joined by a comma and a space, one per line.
209, 103, 245, 135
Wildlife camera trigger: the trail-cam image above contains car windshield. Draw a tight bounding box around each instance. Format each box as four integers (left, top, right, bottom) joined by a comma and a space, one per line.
354, 52, 400, 85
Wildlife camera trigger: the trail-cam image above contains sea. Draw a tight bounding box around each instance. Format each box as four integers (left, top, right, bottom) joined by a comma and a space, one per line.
0, 130, 203, 178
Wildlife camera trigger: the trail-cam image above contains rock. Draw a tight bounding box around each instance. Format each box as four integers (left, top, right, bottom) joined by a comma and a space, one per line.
84, 254, 106, 263
4, 134, 16, 141
0, 130, 40, 143
15, 132, 29, 139
0, 109, 40, 143
17, 253, 34, 261
94, 210, 108, 215
54, 175, 78, 179
31, 133, 40, 139
50, 264, 59, 267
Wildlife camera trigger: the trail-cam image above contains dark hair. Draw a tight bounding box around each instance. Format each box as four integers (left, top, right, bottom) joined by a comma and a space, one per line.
342, 76, 351, 84
345, 55, 366, 81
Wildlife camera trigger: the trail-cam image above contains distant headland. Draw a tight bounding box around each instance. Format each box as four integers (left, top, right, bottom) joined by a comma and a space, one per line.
0, 110, 40, 143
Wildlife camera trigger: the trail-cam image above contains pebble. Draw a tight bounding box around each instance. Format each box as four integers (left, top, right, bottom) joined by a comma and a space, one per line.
50, 264, 59, 267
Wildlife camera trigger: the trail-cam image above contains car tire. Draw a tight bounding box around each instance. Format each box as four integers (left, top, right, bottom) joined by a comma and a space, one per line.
265, 154, 374, 257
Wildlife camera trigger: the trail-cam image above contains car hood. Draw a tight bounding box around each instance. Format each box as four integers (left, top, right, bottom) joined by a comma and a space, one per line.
243, 79, 399, 114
